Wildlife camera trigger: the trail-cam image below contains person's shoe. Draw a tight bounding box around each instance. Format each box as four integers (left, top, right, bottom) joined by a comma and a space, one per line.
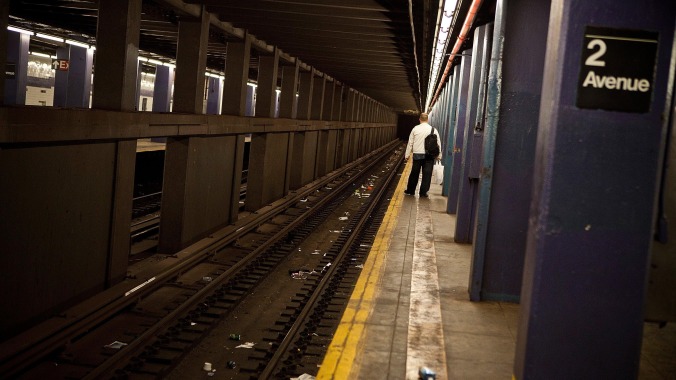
419, 193, 428, 198
404, 191, 414, 196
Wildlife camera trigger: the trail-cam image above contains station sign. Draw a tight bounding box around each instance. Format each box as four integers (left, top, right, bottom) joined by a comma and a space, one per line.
52, 59, 70, 71
576, 26, 658, 113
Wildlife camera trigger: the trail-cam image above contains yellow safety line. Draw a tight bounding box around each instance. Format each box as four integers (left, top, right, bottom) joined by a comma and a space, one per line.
317, 158, 411, 379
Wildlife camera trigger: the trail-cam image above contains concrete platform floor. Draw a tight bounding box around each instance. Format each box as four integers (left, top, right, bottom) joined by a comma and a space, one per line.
317, 163, 675, 379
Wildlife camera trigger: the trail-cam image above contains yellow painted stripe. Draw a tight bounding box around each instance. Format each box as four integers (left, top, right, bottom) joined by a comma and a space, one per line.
317, 159, 411, 380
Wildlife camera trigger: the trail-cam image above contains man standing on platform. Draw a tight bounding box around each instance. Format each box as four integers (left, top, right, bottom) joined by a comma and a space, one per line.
404, 113, 441, 198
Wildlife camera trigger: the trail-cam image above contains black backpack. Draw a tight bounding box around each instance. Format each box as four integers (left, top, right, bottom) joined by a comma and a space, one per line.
424, 126, 440, 159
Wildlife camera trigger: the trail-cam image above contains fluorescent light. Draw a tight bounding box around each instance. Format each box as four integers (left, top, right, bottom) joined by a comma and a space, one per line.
162, 62, 175, 68
65, 39, 90, 49
425, 0, 459, 110
138, 57, 149, 62
8, 26, 33, 35
30, 51, 52, 58
36, 33, 64, 43
147, 59, 163, 65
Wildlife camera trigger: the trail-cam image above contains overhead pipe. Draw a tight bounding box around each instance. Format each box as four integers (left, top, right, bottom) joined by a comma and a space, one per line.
429, 0, 483, 110
408, 0, 423, 111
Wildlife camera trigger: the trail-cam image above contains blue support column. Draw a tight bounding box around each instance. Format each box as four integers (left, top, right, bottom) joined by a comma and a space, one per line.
439, 86, 451, 165
471, 0, 550, 302
440, 81, 452, 190
206, 76, 221, 115
515, 0, 675, 378
443, 66, 461, 197
447, 51, 472, 214
4, 30, 29, 105
437, 87, 446, 157
53, 46, 69, 107
152, 64, 174, 112
151, 65, 173, 142
455, 24, 492, 244
66, 45, 94, 108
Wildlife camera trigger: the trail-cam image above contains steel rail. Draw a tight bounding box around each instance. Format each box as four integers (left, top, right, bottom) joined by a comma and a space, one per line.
82, 143, 401, 379
258, 147, 404, 379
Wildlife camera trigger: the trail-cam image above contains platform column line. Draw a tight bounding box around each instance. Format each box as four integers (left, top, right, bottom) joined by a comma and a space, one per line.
405, 196, 448, 379
317, 160, 411, 379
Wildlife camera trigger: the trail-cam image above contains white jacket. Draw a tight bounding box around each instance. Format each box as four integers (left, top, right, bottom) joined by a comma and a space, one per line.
405, 122, 442, 160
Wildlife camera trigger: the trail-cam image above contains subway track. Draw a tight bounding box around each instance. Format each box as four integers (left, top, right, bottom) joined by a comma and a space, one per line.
1, 143, 404, 379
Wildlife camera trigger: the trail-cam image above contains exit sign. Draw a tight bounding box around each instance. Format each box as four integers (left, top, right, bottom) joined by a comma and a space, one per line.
52, 59, 70, 71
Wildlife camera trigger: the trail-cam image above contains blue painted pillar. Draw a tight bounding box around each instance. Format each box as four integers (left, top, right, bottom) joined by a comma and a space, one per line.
471, 0, 550, 302
455, 23, 492, 244
442, 86, 452, 159
66, 45, 93, 108
152, 64, 174, 112
447, 51, 472, 214
206, 76, 221, 115
4, 30, 29, 105
151, 65, 172, 142
53, 46, 70, 107
515, 0, 675, 378
436, 86, 449, 157
443, 66, 461, 197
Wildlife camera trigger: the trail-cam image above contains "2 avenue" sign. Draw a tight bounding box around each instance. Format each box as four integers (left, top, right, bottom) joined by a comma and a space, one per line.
576, 26, 658, 113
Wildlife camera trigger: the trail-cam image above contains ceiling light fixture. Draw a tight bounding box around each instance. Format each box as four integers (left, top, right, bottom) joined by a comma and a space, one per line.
35, 33, 64, 43
7, 26, 33, 35
65, 39, 90, 49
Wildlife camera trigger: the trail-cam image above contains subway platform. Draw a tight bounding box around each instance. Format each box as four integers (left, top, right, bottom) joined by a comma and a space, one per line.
314, 162, 676, 380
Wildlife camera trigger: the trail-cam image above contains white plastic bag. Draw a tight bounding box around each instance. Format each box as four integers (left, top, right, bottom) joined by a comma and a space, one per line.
432, 160, 444, 184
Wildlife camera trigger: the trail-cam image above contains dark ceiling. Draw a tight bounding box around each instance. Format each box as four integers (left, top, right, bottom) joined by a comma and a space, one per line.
7, 0, 493, 114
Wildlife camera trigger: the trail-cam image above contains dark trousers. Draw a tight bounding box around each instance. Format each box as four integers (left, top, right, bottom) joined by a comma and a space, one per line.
406, 157, 434, 195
